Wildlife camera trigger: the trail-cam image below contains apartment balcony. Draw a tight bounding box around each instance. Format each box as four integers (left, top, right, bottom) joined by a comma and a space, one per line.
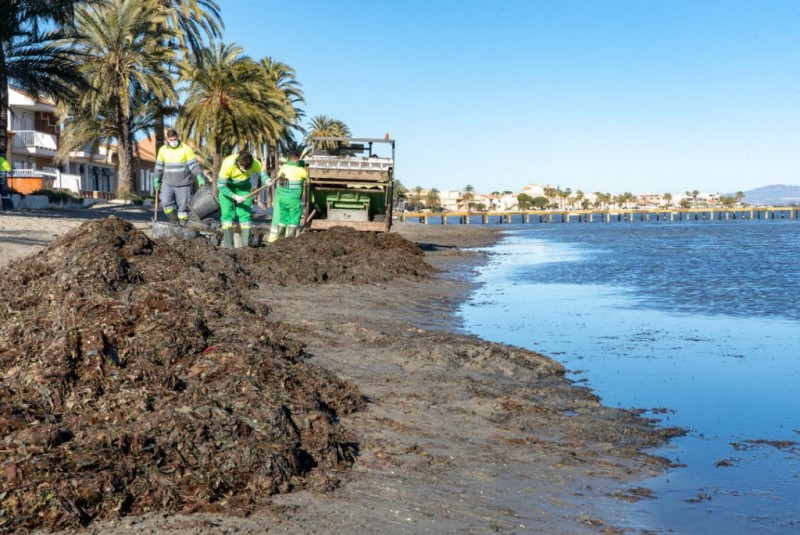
11, 130, 58, 156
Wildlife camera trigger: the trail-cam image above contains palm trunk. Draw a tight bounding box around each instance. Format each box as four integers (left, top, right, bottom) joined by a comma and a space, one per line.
210, 137, 222, 197
155, 112, 165, 154
114, 94, 134, 198
154, 30, 167, 153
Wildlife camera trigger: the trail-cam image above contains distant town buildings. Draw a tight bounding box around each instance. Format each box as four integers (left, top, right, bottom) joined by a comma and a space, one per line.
404, 182, 735, 212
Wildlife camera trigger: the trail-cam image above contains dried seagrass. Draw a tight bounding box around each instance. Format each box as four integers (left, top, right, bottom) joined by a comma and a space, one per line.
0, 218, 366, 533
237, 225, 434, 285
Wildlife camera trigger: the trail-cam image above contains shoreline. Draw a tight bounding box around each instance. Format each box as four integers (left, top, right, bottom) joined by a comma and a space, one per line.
1, 210, 680, 534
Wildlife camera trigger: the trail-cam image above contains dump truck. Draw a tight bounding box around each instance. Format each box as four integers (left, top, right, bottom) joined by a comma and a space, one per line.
302, 136, 395, 232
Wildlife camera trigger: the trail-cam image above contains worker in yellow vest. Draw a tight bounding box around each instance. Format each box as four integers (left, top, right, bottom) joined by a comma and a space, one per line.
152, 129, 205, 226
217, 151, 270, 248
268, 152, 308, 242
0, 155, 12, 210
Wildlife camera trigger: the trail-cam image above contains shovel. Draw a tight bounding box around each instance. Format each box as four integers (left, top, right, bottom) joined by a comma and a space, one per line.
243, 183, 270, 202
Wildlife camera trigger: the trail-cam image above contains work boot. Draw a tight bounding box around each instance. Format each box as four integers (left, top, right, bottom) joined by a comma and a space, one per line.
240, 228, 251, 248
286, 225, 298, 238
222, 228, 234, 249
166, 210, 179, 224
178, 217, 188, 227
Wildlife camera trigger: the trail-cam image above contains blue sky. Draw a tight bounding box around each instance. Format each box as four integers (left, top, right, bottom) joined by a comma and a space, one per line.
223, 0, 800, 195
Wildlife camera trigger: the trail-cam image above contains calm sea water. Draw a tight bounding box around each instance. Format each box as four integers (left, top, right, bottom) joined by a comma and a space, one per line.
459, 219, 800, 534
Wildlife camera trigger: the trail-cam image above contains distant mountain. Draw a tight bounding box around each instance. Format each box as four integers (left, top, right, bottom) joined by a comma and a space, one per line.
728, 184, 800, 206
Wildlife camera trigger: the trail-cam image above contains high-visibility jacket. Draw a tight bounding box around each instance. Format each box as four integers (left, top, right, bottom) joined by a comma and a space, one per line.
0, 156, 10, 198
153, 142, 202, 187
275, 160, 308, 189
217, 153, 268, 198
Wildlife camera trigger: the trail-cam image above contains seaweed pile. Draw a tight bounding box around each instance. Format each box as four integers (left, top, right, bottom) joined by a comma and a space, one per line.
0, 218, 364, 533
239, 226, 433, 285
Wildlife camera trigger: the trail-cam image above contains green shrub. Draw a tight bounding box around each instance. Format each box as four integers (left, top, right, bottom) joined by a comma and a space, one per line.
30, 188, 83, 203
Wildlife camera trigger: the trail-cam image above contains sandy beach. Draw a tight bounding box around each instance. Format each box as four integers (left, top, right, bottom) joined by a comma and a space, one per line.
0, 207, 681, 534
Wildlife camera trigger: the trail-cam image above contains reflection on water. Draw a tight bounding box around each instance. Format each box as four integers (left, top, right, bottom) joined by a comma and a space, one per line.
460, 220, 800, 534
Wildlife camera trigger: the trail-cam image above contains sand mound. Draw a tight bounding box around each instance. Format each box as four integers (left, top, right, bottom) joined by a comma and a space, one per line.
0, 218, 365, 533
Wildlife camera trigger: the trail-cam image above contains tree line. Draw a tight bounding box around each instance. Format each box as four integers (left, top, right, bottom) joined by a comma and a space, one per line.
394, 183, 748, 212
1, 0, 348, 196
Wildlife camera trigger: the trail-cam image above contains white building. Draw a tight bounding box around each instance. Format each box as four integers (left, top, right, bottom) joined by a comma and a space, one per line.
521, 183, 548, 198
438, 189, 461, 211
6, 85, 139, 197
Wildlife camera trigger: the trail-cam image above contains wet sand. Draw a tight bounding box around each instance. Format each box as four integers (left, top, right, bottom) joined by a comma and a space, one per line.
1, 209, 680, 534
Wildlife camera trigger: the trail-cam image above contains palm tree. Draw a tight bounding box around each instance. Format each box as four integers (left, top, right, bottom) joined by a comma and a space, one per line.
623, 192, 635, 208
462, 184, 475, 212
306, 115, 351, 153
392, 179, 407, 208
152, 0, 222, 152
425, 188, 441, 210
408, 185, 423, 211
543, 186, 556, 208
67, 0, 176, 197
57, 85, 158, 170
279, 136, 307, 160
179, 43, 280, 190
663, 192, 673, 207
256, 57, 305, 175
0, 0, 90, 154
735, 191, 745, 205
156, 0, 221, 58
245, 63, 295, 162
574, 189, 585, 208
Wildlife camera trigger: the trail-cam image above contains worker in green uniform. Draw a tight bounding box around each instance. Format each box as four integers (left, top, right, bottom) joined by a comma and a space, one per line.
0, 155, 12, 210
153, 128, 205, 226
218, 151, 270, 248
268, 152, 308, 243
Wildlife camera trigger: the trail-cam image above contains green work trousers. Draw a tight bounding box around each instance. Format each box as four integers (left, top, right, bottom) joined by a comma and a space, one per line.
219, 183, 252, 230
268, 186, 302, 242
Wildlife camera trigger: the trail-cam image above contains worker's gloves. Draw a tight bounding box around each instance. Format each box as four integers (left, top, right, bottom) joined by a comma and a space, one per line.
196, 175, 206, 187
231, 194, 248, 203
154, 177, 161, 190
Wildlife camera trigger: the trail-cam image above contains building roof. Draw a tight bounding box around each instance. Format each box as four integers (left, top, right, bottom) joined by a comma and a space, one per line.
7, 86, 57, 111
107, 136, 158, 164
133, 136, 157, 163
